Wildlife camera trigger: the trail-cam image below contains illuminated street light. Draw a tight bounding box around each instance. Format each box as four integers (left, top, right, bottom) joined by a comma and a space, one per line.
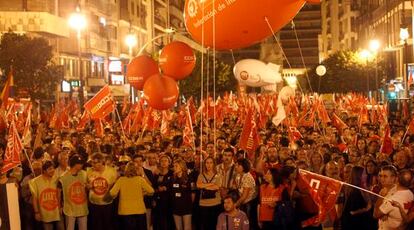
125, 33, 138, 55
369, 39, 380, 53
400, 28, 409, 42
68, 6, 87, 107
400, 27, 410, 98
359, 49, 371, 61
68, 7, 87, 33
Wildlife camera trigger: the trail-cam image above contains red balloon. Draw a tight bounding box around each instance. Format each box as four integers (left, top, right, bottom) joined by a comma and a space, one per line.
159, 41, 196, 80
184, 0, 319, 50
143, 74, 179, 110
126, 55, 159, 90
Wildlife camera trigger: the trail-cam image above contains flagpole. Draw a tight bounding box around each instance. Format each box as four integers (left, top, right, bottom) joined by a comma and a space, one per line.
186, 105, 197, 152
299, 169, 389, 200
23, 148, 34, 175
115, 108, 126, 139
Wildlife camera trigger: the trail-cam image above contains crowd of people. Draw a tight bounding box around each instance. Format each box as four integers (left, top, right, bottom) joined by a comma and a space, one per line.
1, 95, 414, 230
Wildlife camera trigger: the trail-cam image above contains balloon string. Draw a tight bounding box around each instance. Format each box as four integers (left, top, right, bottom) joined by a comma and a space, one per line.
206, 49, 210, 139
264, 17, 292, 69
200, 0, 205, 171
291, 20, 313, 93
212, 0, 217, 157
264, 17, 304, 94
230, 49, 236, 66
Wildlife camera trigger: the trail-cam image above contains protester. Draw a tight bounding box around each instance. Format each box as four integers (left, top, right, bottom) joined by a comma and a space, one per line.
30, 161, 64, 230
58, 154, 88, 230
374, 165, 414, 229
197, 156, 222, 230
86, 153, 118, 230
107, 162, 154, 230
216, 194, 249, 230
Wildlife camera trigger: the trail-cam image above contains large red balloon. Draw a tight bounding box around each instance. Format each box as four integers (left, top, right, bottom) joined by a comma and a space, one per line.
143, 74, 179, 110
159, 41, 196, 80
184, 0, 320, 50
126, 55, 159, 90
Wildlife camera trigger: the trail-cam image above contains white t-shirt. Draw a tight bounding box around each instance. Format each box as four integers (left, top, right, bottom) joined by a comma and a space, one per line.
379, 187, 414, 230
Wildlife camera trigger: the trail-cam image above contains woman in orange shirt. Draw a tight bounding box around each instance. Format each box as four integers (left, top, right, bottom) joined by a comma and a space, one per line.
257, 168, 285, 229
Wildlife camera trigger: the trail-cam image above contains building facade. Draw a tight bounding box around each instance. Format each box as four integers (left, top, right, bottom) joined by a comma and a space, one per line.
0, 0, 187, 100
319, 0, 359, 61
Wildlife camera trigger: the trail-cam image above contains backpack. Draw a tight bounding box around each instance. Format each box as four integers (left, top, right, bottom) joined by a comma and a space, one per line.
273, 188, 295, 230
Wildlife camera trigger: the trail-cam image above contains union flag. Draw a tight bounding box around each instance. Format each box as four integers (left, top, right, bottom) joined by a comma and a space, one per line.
84, 85, 115, 119
1, 120, 23, 173
298, 169, 343, 227
239, 108, 260, 153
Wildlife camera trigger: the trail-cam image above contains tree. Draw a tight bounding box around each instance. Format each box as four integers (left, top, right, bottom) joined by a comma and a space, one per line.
179, 51, 236, 100
302, 50, 386, 94
0, 32, 63, 100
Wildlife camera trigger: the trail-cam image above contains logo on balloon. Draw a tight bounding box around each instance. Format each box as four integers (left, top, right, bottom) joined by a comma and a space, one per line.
187, 0, 198, 18
240, 71, 249, 81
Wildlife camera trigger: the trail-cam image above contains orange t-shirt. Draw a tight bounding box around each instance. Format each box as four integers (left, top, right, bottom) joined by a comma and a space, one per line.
259, 184, 285, 222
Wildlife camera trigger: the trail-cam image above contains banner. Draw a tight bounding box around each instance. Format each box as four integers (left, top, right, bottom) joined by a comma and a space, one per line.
84, 85, 115, 119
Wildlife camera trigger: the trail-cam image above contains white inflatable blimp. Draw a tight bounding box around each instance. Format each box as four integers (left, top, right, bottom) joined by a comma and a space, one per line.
233, 59, 283, 87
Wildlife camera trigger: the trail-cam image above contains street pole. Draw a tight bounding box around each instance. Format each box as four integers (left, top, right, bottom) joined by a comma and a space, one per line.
128, 46, 135, 104
404, 41, 409, 98
375, 57, 379, 101
366, 58, 370, 99
77, 29, 85, 107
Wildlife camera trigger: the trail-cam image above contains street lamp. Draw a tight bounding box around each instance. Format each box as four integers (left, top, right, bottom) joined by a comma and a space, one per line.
125, 33, 137, 103
68, 6, 87, 107
369, 39, 380, 101
400, 27, 410, 98
359, 49, 371, 98
125, 33, 138, 57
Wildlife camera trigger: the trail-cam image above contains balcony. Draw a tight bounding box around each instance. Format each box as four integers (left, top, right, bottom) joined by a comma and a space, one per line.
0, 11, 69, 37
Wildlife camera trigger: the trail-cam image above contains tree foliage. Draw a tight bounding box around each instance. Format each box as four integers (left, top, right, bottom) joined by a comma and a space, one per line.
0, 32, 63, 100
302, 50, 386, 94
179, 51, 236, 100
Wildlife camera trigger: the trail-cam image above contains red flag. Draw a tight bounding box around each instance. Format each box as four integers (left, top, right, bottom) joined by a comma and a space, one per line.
331, 113, 348, 131
183, 106, 195, 147
380, 125, 393, 155
161, 110, 172, 136
187, 97, 197, 123
22, 104, 32, 147
76, 110, 90, 131
121, 96, 129, 116
408, 117, 414, 134
298, 109, 315, 127
130, 103, 144, 134
288, 126, 303, 143
84, 85, 115, 119
239, 108, 260, 153
358, 105, 369, 127
316, 99, 331, 124
94, 119, 104, 138
298, 169, 343, 227
402, 100, 409, 121
1, 120, 23, 173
